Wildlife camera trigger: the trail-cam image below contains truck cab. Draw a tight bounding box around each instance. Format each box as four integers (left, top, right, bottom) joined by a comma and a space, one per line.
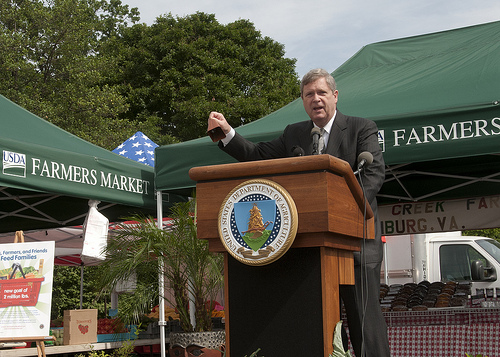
382, 232, 500, 295
426, 234, 500, 294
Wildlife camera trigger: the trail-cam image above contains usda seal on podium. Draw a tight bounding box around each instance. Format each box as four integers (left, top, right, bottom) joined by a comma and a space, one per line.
218, 179, 298, 266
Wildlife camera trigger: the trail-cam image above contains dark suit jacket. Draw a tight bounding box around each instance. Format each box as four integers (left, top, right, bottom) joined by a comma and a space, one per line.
220, 111, 385, 263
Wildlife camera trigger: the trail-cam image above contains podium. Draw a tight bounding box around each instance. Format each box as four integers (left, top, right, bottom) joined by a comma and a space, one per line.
189, 155, 374, 357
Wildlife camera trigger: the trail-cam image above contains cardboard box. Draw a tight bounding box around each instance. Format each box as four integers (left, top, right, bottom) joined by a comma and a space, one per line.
63, 309, 98, 345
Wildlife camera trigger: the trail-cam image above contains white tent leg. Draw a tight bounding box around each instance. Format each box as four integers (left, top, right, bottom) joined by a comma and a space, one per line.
80, 264, 84, 309
189, 279, 195, 329
157, 191, 167, 357
383, 242, 389, 286
111, 292, 118, 310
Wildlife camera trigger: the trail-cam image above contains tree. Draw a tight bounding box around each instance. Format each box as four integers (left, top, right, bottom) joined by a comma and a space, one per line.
51, 265, 106, 320
103, 12, 300, 142
0, 0, 161, 150
463, 228, 500, 242
2, 5, 298, 147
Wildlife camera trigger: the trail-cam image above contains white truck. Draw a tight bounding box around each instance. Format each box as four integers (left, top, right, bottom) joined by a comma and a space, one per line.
381, 231, 500, 296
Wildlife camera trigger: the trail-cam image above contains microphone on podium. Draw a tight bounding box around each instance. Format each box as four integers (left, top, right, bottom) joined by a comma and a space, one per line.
311, 127, 321, 155
353, 151, 373, 175
291, 146, 305, 157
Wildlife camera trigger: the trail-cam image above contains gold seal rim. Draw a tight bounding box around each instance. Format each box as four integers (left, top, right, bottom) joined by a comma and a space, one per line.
217, 178, 298, 266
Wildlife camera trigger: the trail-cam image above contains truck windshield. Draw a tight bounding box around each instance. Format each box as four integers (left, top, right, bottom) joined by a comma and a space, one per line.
476, 239, 500, 265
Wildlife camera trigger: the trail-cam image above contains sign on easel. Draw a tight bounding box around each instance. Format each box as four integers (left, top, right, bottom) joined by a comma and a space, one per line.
0, 240, 55, 338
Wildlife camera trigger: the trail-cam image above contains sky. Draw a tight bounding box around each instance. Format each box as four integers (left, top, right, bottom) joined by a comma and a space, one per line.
120, 0, 500, 78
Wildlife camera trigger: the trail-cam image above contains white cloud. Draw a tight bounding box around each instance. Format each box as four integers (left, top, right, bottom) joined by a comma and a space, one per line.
122, 0, 500, 77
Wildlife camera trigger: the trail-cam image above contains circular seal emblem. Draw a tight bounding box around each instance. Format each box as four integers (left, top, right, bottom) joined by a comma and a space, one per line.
218, 179, 298, 266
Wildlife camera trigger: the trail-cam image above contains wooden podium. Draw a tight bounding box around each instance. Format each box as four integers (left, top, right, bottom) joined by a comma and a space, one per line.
189, 155, 374, 357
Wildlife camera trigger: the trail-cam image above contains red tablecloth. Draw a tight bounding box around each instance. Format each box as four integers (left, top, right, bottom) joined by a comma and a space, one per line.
388, 323, 500, 357
343, 308, 500, 357
383, 307, 500, 327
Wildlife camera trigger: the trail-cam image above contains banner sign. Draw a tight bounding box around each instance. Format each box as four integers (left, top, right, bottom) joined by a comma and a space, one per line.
379, 195, 500, 236
0, 241, 55, 338
1, 137, 155, 208
377, 115, 500, 158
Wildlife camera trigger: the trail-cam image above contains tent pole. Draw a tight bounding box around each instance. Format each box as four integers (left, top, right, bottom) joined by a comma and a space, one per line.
157, 191, 167, 357
383, 241, 389, 286
80, 264, 84, 309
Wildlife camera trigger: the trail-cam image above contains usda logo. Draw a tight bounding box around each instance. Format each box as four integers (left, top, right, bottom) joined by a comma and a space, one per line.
3, 150, 26, 178
218, 179, 298, 266
378, 130, 385, 152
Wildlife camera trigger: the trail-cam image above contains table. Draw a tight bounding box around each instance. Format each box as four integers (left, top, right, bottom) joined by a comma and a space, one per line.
0, 338, 161, 356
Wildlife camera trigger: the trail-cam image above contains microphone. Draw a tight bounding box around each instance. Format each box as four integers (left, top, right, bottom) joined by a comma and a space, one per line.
291, 146, 305, 157
354, 151, 373, 175
311, 127, 321, 155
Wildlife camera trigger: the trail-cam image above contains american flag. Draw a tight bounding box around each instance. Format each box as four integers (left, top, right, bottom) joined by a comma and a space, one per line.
112, 131, 158, 167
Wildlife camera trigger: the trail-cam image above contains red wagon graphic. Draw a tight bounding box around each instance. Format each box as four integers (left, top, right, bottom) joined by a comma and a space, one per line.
0, 263, 45, 308
0, 277, 45, 308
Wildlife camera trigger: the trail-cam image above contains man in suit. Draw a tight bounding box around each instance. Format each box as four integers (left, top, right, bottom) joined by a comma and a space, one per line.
208, 68, 390, 357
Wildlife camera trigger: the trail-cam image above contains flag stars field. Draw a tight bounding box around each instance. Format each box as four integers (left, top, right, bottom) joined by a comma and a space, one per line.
112, 131, 158, 167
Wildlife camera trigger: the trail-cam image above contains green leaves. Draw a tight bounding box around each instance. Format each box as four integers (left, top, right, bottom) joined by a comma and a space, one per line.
329, 321, 352, 357
96, 200, 224, 332
105, 12, 300, 142
464, 229, 500, 241
51, 265, 106, 319
0, 0, 151, 150
1, 3, 299, 148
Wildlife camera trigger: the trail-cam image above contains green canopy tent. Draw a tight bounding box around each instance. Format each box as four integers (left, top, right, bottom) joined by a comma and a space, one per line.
0, 94, 182, 235
338, 20, 500, 204
155, 21, 500, 210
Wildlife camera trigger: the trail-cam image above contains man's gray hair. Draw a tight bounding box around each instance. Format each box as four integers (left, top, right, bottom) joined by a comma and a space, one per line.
300, 68, 336, 96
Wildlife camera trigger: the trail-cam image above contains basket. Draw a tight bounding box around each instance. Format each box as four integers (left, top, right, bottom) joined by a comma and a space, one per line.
0, 277, 45, 307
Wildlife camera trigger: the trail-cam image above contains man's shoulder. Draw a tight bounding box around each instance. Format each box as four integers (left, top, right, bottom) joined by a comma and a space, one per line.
283, 119, 313, 134
337, 110, 368, 122
337, 111, 377, 129
286, 120, 313, 129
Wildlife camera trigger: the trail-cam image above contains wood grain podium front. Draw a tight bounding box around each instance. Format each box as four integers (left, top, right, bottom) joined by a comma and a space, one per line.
189, 155, 374, 357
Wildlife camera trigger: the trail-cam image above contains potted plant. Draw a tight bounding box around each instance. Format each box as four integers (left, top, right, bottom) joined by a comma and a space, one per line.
97, 199, 225, 355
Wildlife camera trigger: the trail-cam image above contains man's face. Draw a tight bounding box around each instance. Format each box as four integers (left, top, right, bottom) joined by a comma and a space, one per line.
301, 77, 338, 128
